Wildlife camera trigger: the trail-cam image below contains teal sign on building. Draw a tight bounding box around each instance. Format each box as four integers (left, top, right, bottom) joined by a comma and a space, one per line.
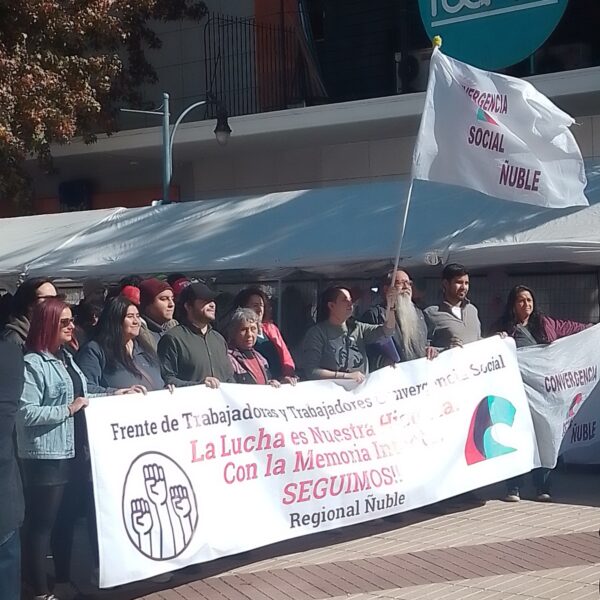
418, 0, 569, 70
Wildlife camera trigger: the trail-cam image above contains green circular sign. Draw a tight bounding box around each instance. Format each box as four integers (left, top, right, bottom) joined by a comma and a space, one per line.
418, 0, 569, 70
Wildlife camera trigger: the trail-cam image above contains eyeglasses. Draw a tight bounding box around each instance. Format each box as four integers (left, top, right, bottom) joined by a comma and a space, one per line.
36, 294, 58, 300
396, 280, 413, 288
59, 318, 75, 328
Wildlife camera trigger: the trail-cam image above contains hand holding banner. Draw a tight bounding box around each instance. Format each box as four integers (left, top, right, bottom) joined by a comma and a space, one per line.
86, 336, 535, 588
517, 324, 600, 466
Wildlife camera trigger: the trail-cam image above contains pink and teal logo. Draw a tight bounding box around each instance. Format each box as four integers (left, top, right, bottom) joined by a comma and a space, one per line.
476, 108, 497, 126
465, 395, 517, 465
562, 393, 584, 435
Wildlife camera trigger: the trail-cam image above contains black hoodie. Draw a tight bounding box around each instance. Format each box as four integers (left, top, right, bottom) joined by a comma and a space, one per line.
0, 341, 25, 536
1, 315, 30, 349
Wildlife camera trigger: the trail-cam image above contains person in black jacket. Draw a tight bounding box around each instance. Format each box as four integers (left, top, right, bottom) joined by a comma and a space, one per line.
1, 278, 57, 349
158, 282, 234, 388
0, 340, 25, 600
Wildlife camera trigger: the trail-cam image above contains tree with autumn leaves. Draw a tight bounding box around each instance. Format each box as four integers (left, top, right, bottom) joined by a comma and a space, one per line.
0, 0, 208, 208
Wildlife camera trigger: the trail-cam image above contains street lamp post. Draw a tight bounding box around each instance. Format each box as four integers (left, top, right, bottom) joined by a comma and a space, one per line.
122, 92, 232, 205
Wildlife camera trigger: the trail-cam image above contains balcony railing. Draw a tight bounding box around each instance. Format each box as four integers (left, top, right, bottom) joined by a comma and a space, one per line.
203, 13, 328, 120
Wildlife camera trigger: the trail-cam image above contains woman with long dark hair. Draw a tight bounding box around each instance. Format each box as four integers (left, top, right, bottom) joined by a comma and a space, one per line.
300, 286, 395, 383
77, 296, 165, 393
232, 287, 297, 383
495, 284, 592, 503
496, 284, 591, 347
17, 298, 89, 600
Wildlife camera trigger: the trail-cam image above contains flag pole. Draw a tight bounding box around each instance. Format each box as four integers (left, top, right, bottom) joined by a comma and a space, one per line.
390, 177, 415, 277
389, 36, 442, 285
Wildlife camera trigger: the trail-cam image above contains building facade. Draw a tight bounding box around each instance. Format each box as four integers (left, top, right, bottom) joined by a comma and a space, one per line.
7, 0, 600, 334
16, 0, 600, 215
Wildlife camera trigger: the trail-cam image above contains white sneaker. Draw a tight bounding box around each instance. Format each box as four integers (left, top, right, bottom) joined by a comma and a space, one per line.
34, 594, 60, 600
504, 492, 520, 502
53, 581, 80, 600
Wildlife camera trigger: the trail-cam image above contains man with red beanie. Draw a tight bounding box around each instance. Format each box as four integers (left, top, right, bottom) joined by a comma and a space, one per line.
138, 278, 178, 350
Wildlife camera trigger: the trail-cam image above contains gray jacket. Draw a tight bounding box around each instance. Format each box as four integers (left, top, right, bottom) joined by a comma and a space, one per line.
424, 300, 481, 349
76, 340, 164, 392
139, 316, 178, 351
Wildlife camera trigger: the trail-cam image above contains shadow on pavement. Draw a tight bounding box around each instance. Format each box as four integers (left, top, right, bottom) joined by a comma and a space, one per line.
64, 467, 600, 599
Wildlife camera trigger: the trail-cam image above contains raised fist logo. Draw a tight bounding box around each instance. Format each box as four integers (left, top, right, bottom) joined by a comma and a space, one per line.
122, 452, 198, 560
144, 464, 168, 506
131, 498, 153, 556
170, 485, 193, 546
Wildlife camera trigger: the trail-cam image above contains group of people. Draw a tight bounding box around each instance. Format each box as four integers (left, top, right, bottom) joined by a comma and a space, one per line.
0, 264, 592, 600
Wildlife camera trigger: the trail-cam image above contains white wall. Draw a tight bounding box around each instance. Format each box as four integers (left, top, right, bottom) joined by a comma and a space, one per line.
191, 115, 600, 199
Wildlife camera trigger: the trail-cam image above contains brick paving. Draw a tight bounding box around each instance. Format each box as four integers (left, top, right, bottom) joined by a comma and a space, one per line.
74, 468, 600, 600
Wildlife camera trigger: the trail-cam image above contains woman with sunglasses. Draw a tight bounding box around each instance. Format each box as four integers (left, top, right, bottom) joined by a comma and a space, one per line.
76, 295, 165, 393
16, 298, 90, 600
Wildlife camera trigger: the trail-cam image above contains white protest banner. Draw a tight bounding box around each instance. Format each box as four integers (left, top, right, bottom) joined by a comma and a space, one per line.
518, 324, 600, 467
86, 336, 535, 588
559, 386, 600, 465
412, 47, 588, 208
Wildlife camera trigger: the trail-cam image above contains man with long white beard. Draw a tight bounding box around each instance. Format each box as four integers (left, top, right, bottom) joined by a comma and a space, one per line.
361, 270, 437, 370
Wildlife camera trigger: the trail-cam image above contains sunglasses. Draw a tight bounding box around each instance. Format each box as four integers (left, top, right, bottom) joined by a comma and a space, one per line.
59, 317, 75, 328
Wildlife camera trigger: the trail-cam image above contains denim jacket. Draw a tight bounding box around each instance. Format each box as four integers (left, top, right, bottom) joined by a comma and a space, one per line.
16, 350, 89, 460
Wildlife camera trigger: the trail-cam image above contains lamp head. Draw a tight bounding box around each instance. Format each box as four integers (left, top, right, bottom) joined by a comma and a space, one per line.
214, 109, 232, 146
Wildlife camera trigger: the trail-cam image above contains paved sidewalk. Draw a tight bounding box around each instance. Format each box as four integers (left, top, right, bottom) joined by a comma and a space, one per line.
78, 467, 600, 600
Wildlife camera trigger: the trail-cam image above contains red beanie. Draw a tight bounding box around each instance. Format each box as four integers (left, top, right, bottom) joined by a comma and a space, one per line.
121, 285, 140, 306
171, 277, 191, 298
139, 278, 172, 307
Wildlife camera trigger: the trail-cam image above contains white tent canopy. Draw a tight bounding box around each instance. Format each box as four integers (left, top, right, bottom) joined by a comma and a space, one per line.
0, 208, 123, 288
2, 159, 599, 284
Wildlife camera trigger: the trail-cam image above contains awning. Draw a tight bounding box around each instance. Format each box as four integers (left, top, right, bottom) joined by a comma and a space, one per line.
1, 159, 599, 285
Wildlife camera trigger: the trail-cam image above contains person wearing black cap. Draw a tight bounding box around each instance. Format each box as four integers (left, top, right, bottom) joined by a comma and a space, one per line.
157, 282, 234, 388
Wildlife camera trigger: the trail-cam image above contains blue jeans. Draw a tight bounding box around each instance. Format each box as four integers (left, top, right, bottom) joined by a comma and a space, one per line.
0, 529, 21, 600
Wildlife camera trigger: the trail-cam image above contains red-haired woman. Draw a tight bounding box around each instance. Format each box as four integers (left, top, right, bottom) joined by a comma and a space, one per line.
16, 298, 90, 600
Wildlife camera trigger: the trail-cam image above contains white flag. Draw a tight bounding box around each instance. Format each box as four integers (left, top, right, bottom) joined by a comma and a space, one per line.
412, 48, 588, 209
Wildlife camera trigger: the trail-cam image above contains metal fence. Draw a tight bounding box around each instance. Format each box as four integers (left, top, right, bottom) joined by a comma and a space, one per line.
203, 13, 326, 119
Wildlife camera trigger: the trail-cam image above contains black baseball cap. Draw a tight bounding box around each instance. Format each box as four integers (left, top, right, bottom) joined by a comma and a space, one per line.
179, 282, 218, 304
